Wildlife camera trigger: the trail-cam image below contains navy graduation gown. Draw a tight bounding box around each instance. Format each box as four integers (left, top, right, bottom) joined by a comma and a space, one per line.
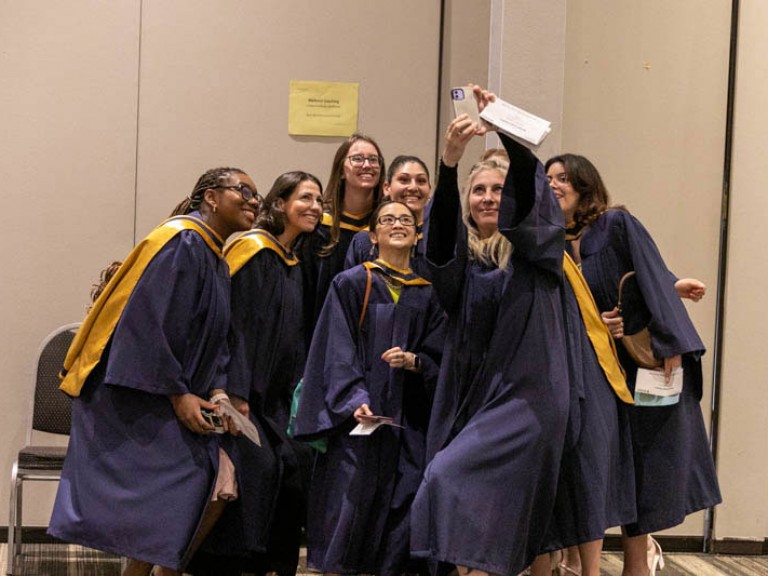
300, 212, 370, 340
195, 236, 310, 575
539, 275, 637, 551
575, 209, 721, 535
48, 230, 230, 571
411, 134, 569, 576
294, 263, 445, 576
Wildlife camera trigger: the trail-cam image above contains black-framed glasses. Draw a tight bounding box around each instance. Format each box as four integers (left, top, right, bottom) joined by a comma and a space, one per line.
347, 154, 381, 167
377, 214, 416, 227
215, 184, 263, 205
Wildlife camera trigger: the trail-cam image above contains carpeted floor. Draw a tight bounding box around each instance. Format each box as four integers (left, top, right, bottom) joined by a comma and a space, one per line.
3, 543, 121, 575
3, 544, 768, 575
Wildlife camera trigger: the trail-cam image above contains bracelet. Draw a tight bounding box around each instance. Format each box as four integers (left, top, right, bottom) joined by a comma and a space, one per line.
210, 393, 229, 404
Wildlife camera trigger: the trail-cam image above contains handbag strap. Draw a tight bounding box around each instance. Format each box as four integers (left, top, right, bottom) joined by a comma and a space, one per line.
358, 267, 372, 330
617, 270, 636, 313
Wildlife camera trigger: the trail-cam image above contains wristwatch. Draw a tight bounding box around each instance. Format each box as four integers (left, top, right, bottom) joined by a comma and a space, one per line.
412, 354, 421, 371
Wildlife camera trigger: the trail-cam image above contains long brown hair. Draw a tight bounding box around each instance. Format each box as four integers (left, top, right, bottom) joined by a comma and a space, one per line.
256, 171, 323, 238
321, 133, 385, 255
544, 154, 625, 227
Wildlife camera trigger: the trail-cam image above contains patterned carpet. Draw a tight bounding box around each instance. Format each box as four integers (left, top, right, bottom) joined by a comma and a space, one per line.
2, 543, 121, 575
2, 545, 768, 576
600, 552, 768, 575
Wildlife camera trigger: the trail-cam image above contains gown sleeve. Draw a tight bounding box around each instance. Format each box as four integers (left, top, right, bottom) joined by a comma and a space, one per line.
622, 213, 705, 357
103, 232, 220, 396
293, 271, 371, 439
425, 161, 468, 312
497, 133, 565, 279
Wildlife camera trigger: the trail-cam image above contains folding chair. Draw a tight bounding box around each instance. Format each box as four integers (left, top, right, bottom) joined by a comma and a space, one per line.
7, 322, 80, 575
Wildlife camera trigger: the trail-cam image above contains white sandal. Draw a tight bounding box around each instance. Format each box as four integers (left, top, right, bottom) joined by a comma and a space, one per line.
647, 536, 665, 575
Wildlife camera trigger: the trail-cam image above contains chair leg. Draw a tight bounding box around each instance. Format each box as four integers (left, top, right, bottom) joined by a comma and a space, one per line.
14, 477, 24, 567
7, 462, 19, 575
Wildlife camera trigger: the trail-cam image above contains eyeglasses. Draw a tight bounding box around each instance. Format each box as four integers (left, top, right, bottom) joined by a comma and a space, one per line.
347, 154, 381, 167
377, 214, 416, 227
215, 184, 263, 205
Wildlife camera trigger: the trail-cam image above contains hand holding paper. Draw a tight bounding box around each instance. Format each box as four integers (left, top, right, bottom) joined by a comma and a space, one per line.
217, 399, 261, 447
350, 414, 405, 436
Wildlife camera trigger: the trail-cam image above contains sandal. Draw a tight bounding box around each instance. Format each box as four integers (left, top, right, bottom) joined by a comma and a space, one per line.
647, 536, 665, 575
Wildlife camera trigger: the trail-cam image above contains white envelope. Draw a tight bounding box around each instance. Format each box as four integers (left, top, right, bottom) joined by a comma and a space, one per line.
480, 99, 552, 147
634, 367, 684, 398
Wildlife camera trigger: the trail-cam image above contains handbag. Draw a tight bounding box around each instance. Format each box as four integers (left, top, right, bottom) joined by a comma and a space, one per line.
617, 271, 662, 369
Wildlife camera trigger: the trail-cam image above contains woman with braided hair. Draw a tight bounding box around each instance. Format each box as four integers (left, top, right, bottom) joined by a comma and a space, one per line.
48, 167, 260, 576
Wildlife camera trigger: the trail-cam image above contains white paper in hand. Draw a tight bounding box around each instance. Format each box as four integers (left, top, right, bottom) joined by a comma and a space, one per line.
349, 414, 404, 436
480, 99, 552, 147
218, 401, 261, 447
635, 367, 684, 397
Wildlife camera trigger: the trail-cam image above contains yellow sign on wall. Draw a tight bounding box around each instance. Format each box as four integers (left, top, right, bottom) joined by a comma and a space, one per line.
288, 80, 359, 137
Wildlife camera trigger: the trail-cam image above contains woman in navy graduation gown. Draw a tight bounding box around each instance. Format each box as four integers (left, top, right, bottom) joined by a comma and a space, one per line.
294, 200, 445, 576
48, 167, 260, 576
345, 154, 432, 279
529, 228, 637, 576
545, 153, 721, 576
410, 95, 569, 576
192, 171, 324, 576
301, 133, 386, 340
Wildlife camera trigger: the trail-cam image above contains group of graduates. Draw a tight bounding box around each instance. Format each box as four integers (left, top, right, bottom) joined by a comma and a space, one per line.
47, 86, 720, 576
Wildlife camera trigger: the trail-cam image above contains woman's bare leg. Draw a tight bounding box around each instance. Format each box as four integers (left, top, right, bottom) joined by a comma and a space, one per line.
577, 539, 603, 576
528, 553, 553, 576
621, 533, 650, 576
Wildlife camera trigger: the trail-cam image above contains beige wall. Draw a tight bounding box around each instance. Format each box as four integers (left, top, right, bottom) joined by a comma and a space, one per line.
133, 0, 442, 238
717, 0, 768, 540
441, 0, 492, 183
497, 0, 567, 162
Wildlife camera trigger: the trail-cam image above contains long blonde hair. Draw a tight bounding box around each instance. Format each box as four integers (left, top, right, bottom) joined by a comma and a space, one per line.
460, 158, 513, 270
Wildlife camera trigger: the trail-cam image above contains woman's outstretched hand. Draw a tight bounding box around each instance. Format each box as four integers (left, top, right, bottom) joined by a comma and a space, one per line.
443, 115, 481, 167
675, 278, 706, 302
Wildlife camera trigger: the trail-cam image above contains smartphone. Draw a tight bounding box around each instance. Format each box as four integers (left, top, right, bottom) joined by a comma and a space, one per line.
450, 86, 481, 124
201, 409, 225, 433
